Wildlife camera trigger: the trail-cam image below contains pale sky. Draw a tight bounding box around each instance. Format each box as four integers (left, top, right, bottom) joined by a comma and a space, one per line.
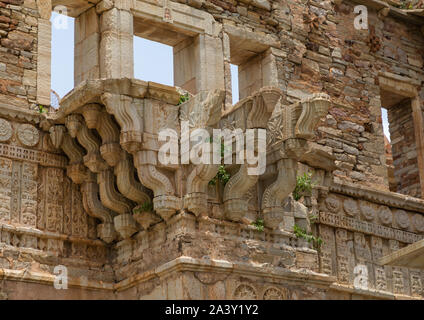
50, 13, 389, 139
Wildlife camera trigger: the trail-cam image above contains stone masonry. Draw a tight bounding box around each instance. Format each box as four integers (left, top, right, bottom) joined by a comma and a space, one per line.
0, 0, 423, 300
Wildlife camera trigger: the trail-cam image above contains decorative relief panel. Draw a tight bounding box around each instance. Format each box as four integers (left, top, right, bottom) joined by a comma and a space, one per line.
233, 284, 257, 300
263, 287, 287, 300
37, 166, 90, 237
0, 157, 11, 223
319, 193, 424, 297
17, 124, 39, 147
0, 119, 12, 142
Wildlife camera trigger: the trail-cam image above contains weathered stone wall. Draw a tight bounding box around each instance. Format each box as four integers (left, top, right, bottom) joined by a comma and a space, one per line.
0, 0, 38, 110
388, 100, 421, 197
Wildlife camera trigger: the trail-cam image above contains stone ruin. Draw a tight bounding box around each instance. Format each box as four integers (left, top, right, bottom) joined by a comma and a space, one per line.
0, 0, 423, 299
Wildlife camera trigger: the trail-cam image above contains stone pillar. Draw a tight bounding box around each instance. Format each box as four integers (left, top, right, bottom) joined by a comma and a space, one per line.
173, 34, 224, 95
74, 7, 100, 86
222, 32, 233, 110
36, 0, 52, 106
99, 5, 134, 79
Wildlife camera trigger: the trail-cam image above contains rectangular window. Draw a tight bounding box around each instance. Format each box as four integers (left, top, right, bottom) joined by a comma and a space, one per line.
51, 12, 74, 108
230, 64, 239, 105
133, 36, 174, 87
381, 91, 421, 197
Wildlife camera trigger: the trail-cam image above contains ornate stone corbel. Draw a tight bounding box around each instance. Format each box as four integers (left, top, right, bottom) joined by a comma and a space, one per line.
49, 125, 66, 149
222, 90, 279, 222
223, 164, 259, 222
66, 115, 108, 173
182, 90, 225, 216
97, 112, 122, 167
81, 104, 102, 129
185, 162, 220, 217
49, 125, 88, 184
97, 169, 134, 215
101, 93, 143, 154
81, 174, 116, 243
294, 93, 331, 139
114, 153, 151, 204
134, 153, 181, 222
261, 158, 297, 230
97, 169, 137, 239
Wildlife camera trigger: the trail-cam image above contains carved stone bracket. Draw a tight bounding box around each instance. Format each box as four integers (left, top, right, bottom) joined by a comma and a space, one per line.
262, 158, 297, 230
221, 88, 281, 222
81, 175, 117, 244
181, 89, 225, 216
101, 93, 143, 154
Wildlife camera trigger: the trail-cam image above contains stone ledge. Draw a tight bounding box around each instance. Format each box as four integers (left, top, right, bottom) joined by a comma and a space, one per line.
51, 78, 180, 122
0, 268, 114, 291
330, 282, 423, 300
379, 238, 424, 269
114, 256, 336, 292
330, 182, 424, 214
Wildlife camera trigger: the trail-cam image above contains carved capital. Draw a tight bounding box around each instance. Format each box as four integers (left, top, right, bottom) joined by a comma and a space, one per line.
81, 104, 102, 129
133, 207, 161, 230
114, 214, 138, 239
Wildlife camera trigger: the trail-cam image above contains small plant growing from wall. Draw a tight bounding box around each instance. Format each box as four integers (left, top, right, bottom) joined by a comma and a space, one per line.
293, 224, 323, 249
292, 172, 314, 201
209, 165, 231, 186
177, 93, 190, 105
209, 139, 231, 186
133, 202, 153, 214
35, 104, 48, 114
251, 218, 265, 232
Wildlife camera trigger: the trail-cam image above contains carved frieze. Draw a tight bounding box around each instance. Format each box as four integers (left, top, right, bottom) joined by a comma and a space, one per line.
17, 124, 39, 147
319, 211, 423, 243
0, 119, 12, 142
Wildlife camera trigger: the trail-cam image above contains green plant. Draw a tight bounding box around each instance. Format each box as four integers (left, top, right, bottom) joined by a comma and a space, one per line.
293, 224, 323, 249
208, 138, 231, 186
36, 104, 48, 114
251, 218, 264, 232
133, 202, 153, 214
293, 172, 314, 201
178, 93, 190, 105
209, 165, 231, 186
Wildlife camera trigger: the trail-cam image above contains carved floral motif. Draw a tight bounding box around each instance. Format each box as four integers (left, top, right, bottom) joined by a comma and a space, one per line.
325, 196, 340, 213
343, 198, 359, 217
263, 287, 286, 300
233, 284, 257, 300
17, 124, 39, 147
378, 206, 393, 226
0, 119, 12, 142
412, 214, 424, 233
359, 201, 376, 221
394, 210, 410, 230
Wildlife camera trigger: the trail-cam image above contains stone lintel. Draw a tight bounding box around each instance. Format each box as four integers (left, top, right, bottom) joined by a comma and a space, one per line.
379, 239, 424, 269
52, 78, 180, 121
